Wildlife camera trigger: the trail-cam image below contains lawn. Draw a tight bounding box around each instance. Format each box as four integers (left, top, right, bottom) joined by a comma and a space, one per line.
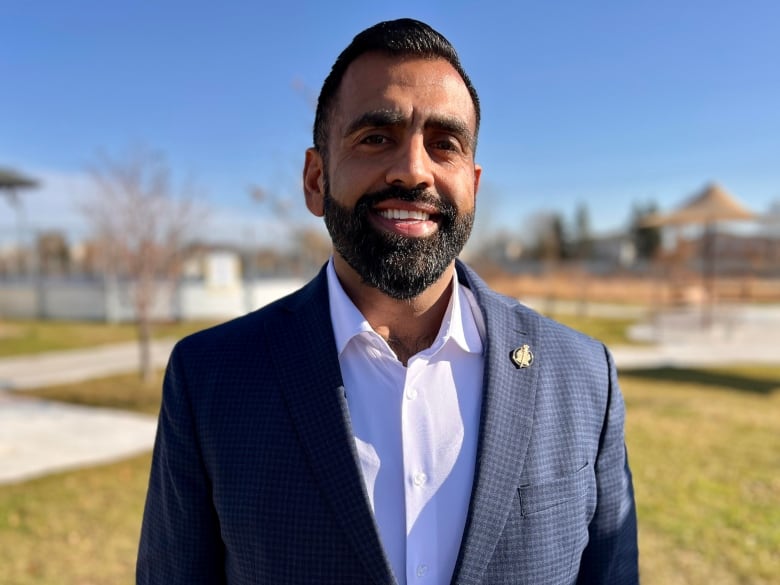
1, 312, 778, 584
0, 318, 220, 357
0, 453, 151, 585
549, 312, 640, 346
620, 365, 780, 584
19, 371, 165, 415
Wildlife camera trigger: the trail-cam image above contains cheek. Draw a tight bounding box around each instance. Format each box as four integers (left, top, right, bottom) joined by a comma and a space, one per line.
443, 173, 478, 211
328, 160, 381, 202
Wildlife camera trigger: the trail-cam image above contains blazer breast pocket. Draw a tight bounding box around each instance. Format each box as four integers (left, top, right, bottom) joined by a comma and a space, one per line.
518, 461, 592, 517
484, 462, 595, 583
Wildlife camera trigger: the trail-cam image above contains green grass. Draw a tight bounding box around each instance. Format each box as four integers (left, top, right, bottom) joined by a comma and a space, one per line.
0, 454, 151, 585
0, 318, 220, 357
2, 360, 779, 583
549, 313, 640, 346
18, 371, 165, 415
2, 371, 163, 585
622, 364, 780, 584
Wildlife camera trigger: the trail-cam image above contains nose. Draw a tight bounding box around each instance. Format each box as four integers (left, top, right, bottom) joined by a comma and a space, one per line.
385, 135, 434, 189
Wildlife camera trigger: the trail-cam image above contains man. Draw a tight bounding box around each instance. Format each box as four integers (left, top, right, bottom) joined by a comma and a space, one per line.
137, 18, 638, 585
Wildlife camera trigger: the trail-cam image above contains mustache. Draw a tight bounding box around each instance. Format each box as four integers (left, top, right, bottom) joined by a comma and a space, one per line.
355, 186, 447, 214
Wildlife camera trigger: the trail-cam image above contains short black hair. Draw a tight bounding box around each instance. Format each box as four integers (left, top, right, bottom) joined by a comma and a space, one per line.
313, 18, 481, 156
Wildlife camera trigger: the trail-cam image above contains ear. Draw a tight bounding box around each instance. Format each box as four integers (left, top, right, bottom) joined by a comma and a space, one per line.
303, 148, 326, 217
473, 163, 482, 199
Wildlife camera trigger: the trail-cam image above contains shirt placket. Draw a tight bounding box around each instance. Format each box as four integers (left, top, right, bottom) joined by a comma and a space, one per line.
401, 356, 439, 585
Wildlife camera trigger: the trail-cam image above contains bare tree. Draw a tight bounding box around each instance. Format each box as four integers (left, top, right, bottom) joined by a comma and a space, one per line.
82, 147, 200, 383
37, 230, 71, 275
630, 201, 662, 261
573, 203, 593, 261
248, 181, 331, 276
524, 211, 567, 262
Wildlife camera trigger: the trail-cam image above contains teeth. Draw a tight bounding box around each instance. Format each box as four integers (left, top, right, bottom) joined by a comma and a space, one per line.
378, 209, 430, 221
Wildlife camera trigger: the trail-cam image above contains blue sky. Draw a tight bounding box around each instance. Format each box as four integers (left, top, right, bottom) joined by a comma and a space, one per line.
2, 0, 779, 246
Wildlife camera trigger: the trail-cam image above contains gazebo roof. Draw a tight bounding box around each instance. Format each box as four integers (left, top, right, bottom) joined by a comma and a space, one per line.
0, 168, 38, 190
642, 182, 755, 226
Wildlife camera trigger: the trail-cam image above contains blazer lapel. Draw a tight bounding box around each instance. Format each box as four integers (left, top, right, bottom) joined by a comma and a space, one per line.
267, 267, 396, 585
451, 263, 541, 585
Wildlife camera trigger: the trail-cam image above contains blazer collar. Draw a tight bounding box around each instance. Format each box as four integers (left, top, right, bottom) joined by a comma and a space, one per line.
451, 261, 541, 585
268, 265, 397, 585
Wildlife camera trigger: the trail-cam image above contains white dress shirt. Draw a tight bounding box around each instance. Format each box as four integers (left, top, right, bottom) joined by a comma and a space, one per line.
327, 259, 485, 585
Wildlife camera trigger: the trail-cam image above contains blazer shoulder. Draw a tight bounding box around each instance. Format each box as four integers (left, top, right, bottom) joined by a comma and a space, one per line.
538, 311, 606, 352
457, 260, 607, 358
174, 267, 327, 358
496, 291, 607, 360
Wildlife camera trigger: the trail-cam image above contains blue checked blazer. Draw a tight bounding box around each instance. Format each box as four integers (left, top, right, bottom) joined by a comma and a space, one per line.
137, 261, 639, 584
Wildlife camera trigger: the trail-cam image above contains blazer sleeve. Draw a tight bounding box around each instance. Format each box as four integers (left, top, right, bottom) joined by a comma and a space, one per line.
136, 344, 226, 585
577, 346, 639, 584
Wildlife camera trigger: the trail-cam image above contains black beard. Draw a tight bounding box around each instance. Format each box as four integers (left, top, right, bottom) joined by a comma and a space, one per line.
323, 184, 474, 300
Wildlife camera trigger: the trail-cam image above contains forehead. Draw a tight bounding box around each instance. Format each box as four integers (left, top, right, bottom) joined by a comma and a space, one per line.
332, 53, 477, 135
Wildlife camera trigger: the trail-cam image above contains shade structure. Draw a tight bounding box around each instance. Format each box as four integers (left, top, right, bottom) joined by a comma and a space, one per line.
0, 168, 39, 208
641, 183, 756, 327
0, 168, 38, 190
641, 182, 755, 227
1, 168, 39, 277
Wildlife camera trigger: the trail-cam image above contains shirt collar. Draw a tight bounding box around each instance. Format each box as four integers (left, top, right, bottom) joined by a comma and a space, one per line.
326, 257, 483, 358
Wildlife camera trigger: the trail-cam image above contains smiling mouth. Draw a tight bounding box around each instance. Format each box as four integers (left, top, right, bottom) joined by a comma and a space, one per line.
371, 205, 441, 238
377, 208, 431, 221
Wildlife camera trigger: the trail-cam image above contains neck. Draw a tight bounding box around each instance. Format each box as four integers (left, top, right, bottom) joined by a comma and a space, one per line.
333, 255, 455, 365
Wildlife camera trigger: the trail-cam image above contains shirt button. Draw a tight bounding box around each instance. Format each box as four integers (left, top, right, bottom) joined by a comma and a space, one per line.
406, 387, 418, 400
413, 471, 427, 486
416, 564, 428, 577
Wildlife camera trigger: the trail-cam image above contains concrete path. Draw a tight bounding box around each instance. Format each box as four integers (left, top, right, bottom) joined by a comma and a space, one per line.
520, 300, 780, 369
0, 339, 176, 391
614, 305, 780, 368
0, 340, 174, 485
0, 392, 157, 484
0, 305, 777, 485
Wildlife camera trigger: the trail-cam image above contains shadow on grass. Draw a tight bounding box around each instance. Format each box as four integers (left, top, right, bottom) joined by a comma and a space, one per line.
620, 366, 780, 395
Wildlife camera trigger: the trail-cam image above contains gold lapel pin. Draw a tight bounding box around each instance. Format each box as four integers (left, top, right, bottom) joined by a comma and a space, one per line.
510, 344, 534, 369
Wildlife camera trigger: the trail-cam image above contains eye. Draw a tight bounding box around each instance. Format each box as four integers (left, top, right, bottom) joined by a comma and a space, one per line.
430, 137, 462, 153
360, 134, 391, 145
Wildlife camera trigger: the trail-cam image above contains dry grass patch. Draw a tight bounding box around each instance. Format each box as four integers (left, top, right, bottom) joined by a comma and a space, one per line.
0, 318, 219, 357
548, 313, 640, 346
17, 371, 164, 415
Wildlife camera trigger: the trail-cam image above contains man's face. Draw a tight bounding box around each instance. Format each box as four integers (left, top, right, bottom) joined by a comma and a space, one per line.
304, 53, 481, 299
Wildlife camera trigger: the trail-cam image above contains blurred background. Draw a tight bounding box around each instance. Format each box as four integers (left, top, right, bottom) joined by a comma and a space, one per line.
1, 1, 778, 584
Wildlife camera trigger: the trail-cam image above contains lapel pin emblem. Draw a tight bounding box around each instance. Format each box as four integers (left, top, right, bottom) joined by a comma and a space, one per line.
510, 344, 534, 369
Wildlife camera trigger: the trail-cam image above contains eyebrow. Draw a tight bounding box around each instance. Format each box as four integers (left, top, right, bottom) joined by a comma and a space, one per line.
344, 109, 476, 150
343, 109, 406, 137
